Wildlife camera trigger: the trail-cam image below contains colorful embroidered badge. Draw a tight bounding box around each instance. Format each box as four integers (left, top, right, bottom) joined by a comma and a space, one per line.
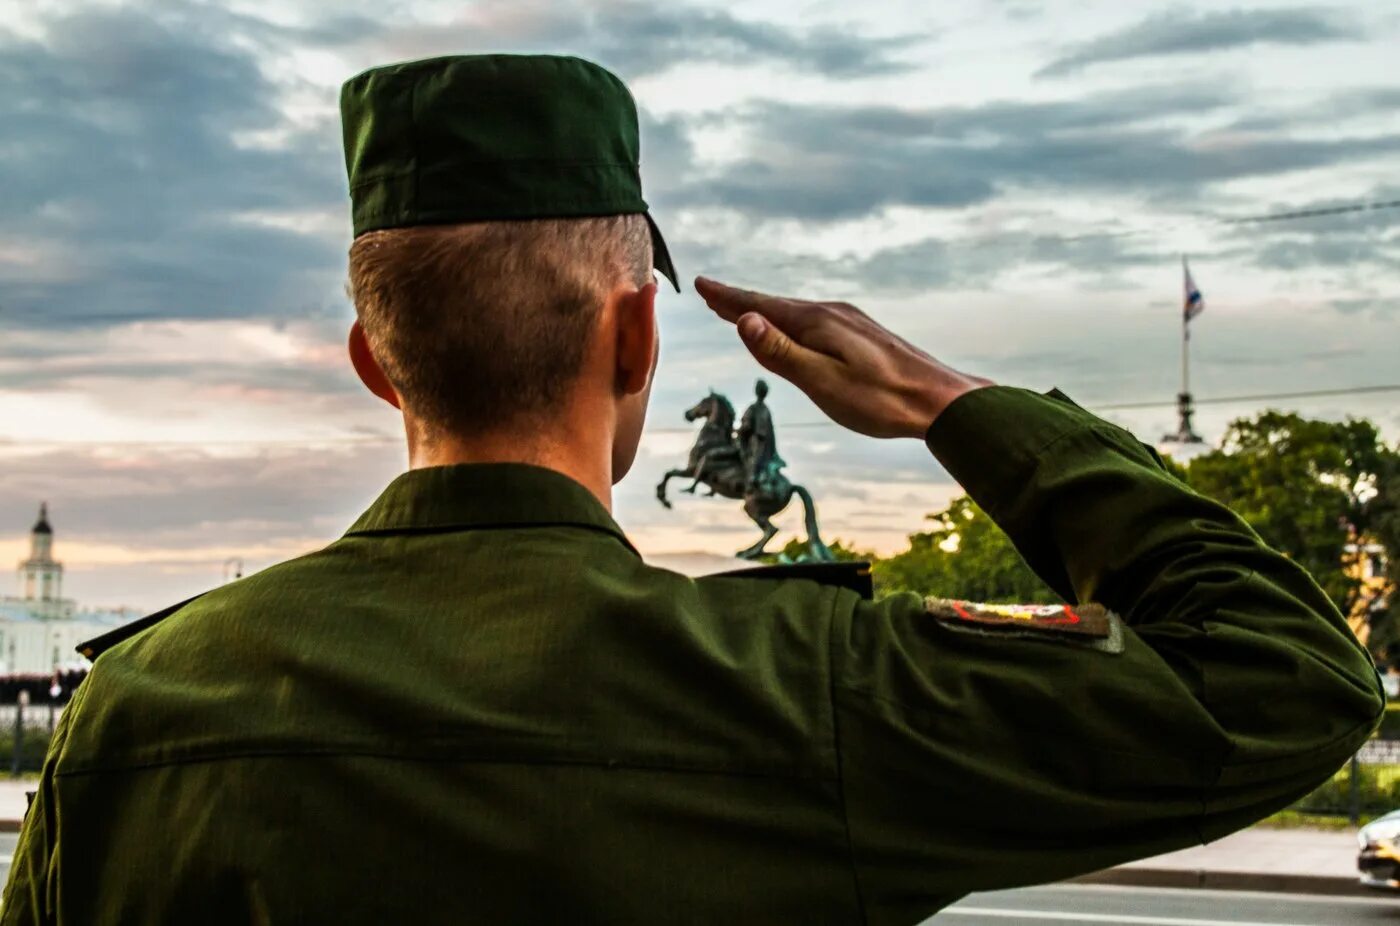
924, 599, 1114, 639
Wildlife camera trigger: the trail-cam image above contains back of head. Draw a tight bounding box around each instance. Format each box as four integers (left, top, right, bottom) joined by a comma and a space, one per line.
339, 54, 679, 440
349, 215, 651, 435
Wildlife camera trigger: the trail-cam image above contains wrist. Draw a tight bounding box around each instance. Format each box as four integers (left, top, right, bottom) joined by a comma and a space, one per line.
902, 372, 995, 438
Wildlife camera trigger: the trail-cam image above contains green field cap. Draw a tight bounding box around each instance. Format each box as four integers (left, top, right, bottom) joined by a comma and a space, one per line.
341, 54, 679, 291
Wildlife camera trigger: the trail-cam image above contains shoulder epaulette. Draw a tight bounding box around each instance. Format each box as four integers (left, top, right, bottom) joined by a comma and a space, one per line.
76, 591, 212, 661
705, 561, 874, 600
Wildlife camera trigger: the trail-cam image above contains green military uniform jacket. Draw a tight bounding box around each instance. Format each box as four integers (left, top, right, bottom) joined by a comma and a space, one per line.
2, 387, 1383, 925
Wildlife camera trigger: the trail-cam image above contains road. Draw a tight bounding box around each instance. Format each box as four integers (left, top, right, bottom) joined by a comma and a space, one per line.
0, 847, 1392, 923
930, 884, 1400, 925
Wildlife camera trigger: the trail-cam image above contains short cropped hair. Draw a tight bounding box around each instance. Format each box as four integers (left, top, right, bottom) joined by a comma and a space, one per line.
348, 214, 652, 435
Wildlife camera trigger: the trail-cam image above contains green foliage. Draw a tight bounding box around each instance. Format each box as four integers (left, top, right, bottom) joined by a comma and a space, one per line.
1366, 454, 1400, 657
1261, 810, 1365, 830
1156, 453, 1190, 484
0, 726, 54, 774
760, 537, 872, 565
1377, 704, 1400, 740
858, 409, 1397, 629
874, 496, 1057, 603
1291, 761, 1400, 818
1180, 411, 1390, 615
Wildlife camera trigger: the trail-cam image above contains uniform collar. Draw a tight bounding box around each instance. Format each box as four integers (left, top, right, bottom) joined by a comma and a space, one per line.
345, 463, 638, 555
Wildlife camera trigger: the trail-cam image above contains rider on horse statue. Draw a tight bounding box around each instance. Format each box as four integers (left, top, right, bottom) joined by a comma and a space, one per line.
657, 381, 831, 561
737, 380, 786, 495
691, 380, 785, 495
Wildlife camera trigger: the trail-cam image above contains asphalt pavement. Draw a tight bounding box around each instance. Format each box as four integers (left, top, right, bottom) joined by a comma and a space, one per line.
931, 883, 1400, 925
0, 849, 1391, 922
0, 831, 1388, 922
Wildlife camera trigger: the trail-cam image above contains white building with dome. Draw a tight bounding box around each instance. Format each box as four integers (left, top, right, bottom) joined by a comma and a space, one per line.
0, 504, 136, 674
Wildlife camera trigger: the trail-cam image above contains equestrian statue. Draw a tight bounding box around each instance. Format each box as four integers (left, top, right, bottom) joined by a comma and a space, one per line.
656, 380, 833, 562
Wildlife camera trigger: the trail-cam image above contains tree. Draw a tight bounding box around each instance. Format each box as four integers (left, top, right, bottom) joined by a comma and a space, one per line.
867, 410, 1398, 626
760, 537, 871, 564
1358, 451, 1400, 659
1181, 411, 1393, 619
875, 495, 1056, 603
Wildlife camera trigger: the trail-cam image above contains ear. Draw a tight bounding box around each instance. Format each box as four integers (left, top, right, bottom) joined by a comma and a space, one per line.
348, 321, 401, 409
614, 281, 658, 396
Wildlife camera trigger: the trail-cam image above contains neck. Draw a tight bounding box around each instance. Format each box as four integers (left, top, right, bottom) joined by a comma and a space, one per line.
403, 408, 616, 512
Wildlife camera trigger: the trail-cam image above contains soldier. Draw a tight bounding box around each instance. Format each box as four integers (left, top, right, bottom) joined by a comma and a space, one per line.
737, 378, 785, 494
1, 54, 1382, 925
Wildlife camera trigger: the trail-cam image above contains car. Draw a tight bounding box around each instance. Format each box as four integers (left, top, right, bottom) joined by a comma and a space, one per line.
1359, 810, 1400, 889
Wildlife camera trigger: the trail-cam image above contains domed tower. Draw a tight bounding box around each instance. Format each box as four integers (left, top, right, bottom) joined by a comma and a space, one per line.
19, 503, 64, 605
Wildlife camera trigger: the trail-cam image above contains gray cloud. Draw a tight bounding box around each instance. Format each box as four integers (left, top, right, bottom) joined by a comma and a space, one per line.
1223, 186, 1400, 273
0, 445, 392, 549
667, 90, 1400, 222
835, 189, 1400, 296
1331, 297, 1400, 316
0, 5, 348, 331
639, 110, 697, 208
1252, 235, 1400, 272
0, 0, 925, 335
835, 228, 1172, 294
371, 0, 921, 80
672, 86, 1243, 222
1039, 7, 1358, 78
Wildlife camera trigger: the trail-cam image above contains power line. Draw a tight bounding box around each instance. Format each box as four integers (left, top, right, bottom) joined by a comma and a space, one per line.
1220, 198, 1400, 226
1056, 195, 1400, 243
2, 384, 1396, 449
1095, 383, 1400, 411
646, 383, 1400, 433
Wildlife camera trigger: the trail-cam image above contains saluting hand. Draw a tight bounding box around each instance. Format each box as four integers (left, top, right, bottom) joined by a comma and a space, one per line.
694, 277, 993, 439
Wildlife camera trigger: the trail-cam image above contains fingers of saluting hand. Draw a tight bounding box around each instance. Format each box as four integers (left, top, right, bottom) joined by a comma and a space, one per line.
693, 276, 813, 331
692, 276, 763, 321
694, 274, 852, 372
732, 312, 830, 383
692, 275, 993, 439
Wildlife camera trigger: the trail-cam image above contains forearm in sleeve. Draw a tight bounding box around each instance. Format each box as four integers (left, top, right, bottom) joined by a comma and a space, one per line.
926, 386, 1384, 829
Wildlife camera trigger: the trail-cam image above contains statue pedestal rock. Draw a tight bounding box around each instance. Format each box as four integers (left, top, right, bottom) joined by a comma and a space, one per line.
655, 380, 834, 562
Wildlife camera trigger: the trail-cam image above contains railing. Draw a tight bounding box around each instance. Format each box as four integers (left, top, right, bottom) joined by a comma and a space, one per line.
1220, 740, 1400, 825
0, 701, 69, 775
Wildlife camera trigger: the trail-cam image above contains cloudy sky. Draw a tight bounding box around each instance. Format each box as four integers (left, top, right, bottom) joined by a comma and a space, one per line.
2, 0, 1398, 610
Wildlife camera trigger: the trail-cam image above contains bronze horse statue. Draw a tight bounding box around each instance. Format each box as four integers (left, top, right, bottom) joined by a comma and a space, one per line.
656, 391, 832, 561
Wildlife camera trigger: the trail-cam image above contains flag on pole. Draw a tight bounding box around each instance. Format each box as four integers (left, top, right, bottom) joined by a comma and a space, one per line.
1183, 257, 1204, 321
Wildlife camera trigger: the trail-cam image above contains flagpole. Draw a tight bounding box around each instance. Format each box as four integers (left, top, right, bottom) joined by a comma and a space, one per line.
1168, 254, 1203, 446
1182, 297, 1190, 396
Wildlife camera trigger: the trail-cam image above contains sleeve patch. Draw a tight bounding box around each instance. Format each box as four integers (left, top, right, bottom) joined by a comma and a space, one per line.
924, 599, 1115, 640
